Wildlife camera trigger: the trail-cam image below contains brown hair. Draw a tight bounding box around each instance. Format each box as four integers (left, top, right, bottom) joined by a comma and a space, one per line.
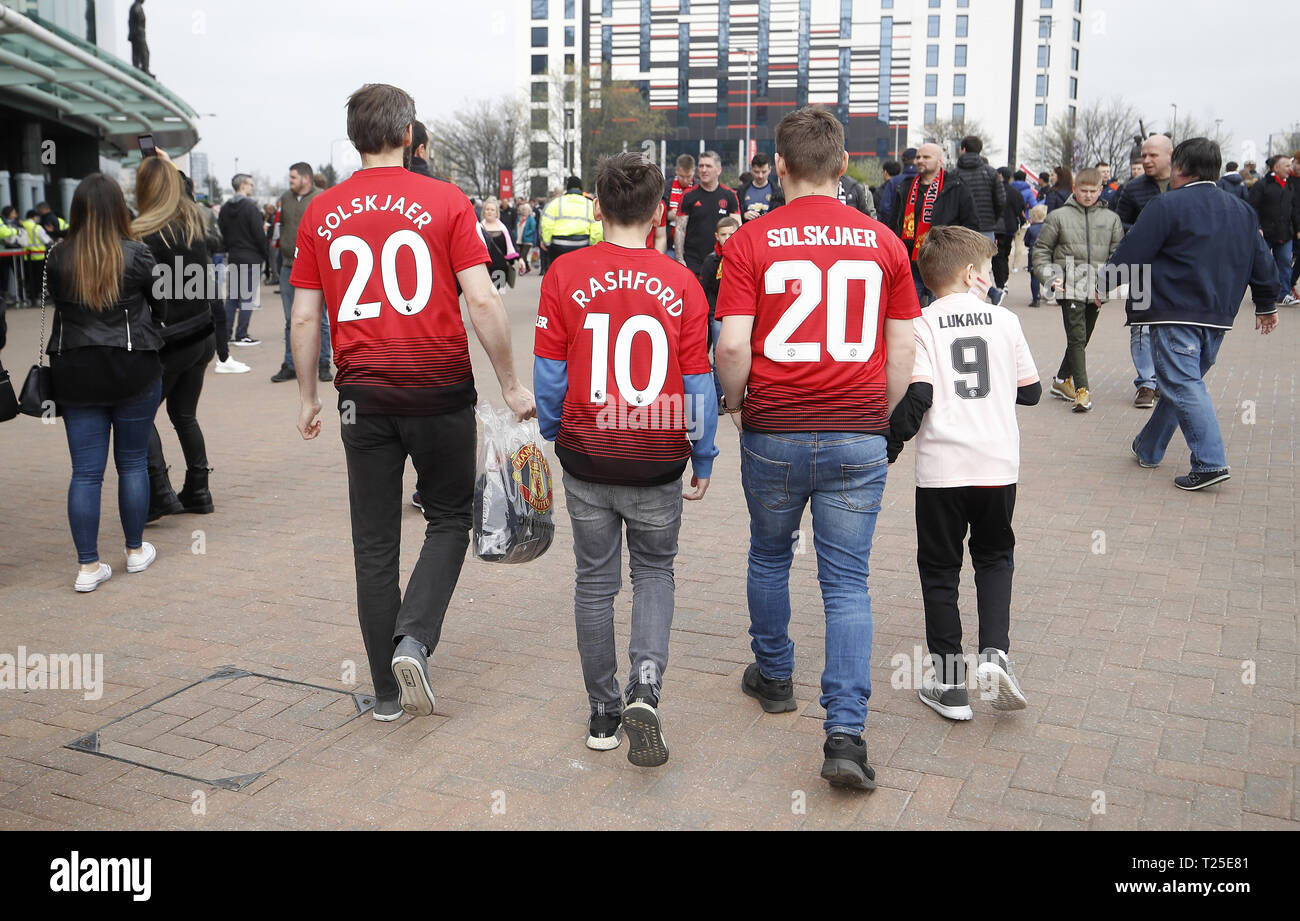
775, 106, 845, 184
1053, 165, 1074, 192
917, 226, 996, 293
1074, 168, 1102, 187
346, 83, 416, 155
715, 215, 739, 233
675, 153, 695, 171
59, 174, 133, 311
132, 157, 205, 248
595, 152, 665, 227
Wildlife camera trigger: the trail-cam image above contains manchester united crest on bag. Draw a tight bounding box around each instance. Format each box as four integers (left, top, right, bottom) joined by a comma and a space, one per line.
473, 402, 555, 563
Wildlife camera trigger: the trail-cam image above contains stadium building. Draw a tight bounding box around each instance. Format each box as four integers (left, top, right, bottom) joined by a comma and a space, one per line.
0, 0, 199, 216
520, 0, 1085, 194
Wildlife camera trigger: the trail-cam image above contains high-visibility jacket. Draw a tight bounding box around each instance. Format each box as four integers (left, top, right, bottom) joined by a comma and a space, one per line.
540, 193, 602, 247
20, 219, 50, 261
0, 220, 25, 249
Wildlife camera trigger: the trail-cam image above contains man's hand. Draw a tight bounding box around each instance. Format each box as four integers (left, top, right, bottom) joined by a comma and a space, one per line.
744, 209, 761, 223
504, 383, 537, 421
1257, 313, 1279, 335
1051, 278, 1064, 292
1093, 288, 1105, 309
683, 475, 710, 501
297, 396, 322, 440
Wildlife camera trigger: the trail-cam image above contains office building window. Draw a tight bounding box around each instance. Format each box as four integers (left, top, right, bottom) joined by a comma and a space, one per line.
531, 54, 547, 75
926, 44, 938, 66
924, 103, 937, 125
954, 44, 966, 66
1071, 47, 1079, 70
928, 0, 939, 6
1038, 17, 1051, 37
1036, 74, 1049, 96
532, 0, 547, 18
1069, 77, 1078, 99
925, 73, 938, 96
1074, 0, 1082, 10
531, 109, 548, 130
531, 82, 548, 102
530, 142, 548, 169
956, 14, 967, 36
1040, 0, 1052, 6
1073, 18, 1081, 40
927, 15, 938, 37
953, 74, 966, 96
566, 26, 574, 47
532, 27, 548, 47
882, 0, 892, 7
1037, 44, 1050, 67
1069, 105, 1077, 126
565, 53, 575, 74
957, 0, 968, 5
565, 0, 575, 16
1034, 104, 1045, 126
952, 103, 965, 121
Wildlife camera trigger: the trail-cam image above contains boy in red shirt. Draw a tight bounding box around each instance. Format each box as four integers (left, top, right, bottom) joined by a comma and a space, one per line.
534, 152, 718, 766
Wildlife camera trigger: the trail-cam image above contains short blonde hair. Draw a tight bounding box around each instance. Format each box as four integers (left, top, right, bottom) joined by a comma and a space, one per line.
1029, 204, 1047, 222
917, 225, 995, 293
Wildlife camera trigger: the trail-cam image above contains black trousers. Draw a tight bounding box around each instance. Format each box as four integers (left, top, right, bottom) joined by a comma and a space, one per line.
993, 233, 1014, 289
916, 484, 1016, 683
340, 408, 475, 700
148, 336, 215, 479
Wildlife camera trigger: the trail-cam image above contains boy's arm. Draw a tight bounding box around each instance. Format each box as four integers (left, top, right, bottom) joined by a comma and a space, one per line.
886, 382, 934, 463
532, 357, 567, 442
1013, 318, 1041, 406
1016, 381, 1043, 406
682, 373, 719, 482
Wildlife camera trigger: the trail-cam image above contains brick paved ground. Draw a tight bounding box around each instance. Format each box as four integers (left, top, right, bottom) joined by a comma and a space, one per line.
0, 267, 1295, 830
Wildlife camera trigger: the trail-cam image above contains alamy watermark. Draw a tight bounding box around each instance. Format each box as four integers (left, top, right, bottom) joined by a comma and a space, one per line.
0, 647, 103, 700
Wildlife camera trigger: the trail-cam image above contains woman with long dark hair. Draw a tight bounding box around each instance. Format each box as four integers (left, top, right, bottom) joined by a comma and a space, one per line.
47, 174, 164, 592
1045, 166, 1073, 212
133, 154, 219, 520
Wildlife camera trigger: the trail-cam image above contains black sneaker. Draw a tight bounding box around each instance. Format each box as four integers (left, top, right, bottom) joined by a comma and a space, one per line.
318, 365, 334, 383
270, 364, 296, 383
230, 336, 260, 347
586, 709, 621, 751
820, 733, 876, 791
411, 492, 423, 511
622, 683, 668, 767
741, 662, 797, 713
1174, 469, 1231, 491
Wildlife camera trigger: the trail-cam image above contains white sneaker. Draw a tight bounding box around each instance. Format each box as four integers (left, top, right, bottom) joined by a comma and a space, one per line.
74, 563, 112, 593
126, 541, 157, 574
214, 357, 251, 374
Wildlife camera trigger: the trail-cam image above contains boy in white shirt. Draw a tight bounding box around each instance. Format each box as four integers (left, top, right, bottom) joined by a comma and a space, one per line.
886, 226, 1042, 720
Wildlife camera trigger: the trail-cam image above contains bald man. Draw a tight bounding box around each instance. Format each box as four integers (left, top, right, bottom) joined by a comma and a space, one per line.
888, 142, 979, 304
1116, 133, 1173, 408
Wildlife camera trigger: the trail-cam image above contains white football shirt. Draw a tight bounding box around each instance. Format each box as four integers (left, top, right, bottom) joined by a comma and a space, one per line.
910, 292, 1039, 488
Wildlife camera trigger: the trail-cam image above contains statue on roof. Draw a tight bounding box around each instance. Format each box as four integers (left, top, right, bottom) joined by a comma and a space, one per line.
128, 0, 152, 77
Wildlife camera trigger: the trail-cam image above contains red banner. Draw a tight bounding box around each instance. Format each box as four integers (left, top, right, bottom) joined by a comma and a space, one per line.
498, 169, 514, 201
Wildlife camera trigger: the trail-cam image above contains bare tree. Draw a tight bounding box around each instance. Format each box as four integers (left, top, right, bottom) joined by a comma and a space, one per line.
430, 96, 527, 200
1270, 122, 1300, 157
920, 117, 998, 164
579, 76, 670, 182
1021, 99, 1149, 176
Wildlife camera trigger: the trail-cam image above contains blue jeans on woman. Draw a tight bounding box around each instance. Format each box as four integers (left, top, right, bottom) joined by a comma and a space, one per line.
62, 379, 162, 564
740, 430, 888, 737
1133, 325, 1226, 472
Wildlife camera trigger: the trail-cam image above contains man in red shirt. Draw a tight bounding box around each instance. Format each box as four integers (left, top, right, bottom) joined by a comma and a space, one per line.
534, 152, 717, 765
290, 83, 534, 723
716, 106, 919, 792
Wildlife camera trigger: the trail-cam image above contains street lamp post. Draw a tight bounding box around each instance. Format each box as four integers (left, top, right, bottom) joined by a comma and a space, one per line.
1170, 103, 1177, 143
729, 48, 757, 166
1038, 16, 1052, 173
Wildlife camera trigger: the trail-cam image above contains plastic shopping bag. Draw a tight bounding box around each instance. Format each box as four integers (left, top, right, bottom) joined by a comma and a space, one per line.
472, 401, 555, 564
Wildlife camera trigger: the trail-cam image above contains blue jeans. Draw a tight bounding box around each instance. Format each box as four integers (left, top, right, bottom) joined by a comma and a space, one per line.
708, 318, 723, 400
1270, 240, 1293, 301
1133, 325, 1227, 472
223, 260, 260, 340
280, 263, 331, 369
62, 379, 162, 564
741, 430, 888, 737
910, 262, 932, 307
1130, 325, 1157, 391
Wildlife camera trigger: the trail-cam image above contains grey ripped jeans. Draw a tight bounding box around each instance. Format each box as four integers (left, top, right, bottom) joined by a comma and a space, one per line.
563, 471, 683, 716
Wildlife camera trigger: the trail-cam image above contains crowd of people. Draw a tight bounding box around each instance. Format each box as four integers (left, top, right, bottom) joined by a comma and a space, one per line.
0, 82, 1287, 794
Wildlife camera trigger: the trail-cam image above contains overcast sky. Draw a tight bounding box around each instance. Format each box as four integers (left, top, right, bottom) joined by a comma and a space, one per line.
121, 0, 1293, 187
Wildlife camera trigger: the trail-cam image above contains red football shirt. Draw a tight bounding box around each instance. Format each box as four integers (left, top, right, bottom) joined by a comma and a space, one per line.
534, 242, 711, 486
290, 166, 489, 415
714, 194, 920, 434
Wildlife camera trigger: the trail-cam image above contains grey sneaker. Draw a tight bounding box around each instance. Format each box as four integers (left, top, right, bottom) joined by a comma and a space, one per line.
918, 675, 973, 720
976, 648, 1027, 711
372, 696, 403, 722
622, 683, 669, 767
391, 636, 435, 716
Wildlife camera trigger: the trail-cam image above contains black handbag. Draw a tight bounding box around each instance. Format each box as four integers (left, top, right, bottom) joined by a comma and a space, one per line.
0, 359, 18, 422
18, 248, 60, 418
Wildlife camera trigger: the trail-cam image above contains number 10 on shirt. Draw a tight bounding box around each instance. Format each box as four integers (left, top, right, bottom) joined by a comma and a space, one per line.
582, 313, 670, 406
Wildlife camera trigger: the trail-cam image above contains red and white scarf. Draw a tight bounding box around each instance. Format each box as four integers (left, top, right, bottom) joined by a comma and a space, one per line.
902, 170, 945, 262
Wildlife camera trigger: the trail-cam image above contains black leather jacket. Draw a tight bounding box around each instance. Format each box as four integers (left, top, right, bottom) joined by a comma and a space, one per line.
45, 240, 164, 356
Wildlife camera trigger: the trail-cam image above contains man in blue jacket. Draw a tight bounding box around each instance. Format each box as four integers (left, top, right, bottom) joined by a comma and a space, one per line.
1100, 138, 1278, 491
879, 147, 918, 227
